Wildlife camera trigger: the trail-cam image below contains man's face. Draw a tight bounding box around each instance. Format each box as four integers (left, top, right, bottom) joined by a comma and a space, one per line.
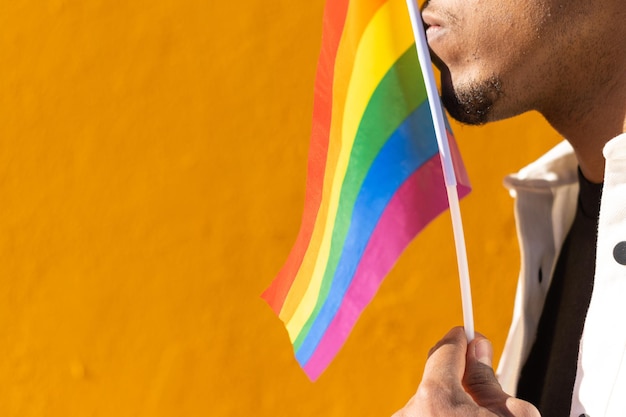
421, 0, 608, 125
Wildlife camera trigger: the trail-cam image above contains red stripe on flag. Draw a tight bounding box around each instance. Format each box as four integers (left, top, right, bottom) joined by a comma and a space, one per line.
262, 0, 350, 313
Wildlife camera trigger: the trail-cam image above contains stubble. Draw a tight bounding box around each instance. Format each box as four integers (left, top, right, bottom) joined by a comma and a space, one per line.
441, 73, 504, 126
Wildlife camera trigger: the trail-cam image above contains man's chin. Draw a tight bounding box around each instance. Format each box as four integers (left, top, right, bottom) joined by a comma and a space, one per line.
442, 90, 489, 126
439, 70, 502, 126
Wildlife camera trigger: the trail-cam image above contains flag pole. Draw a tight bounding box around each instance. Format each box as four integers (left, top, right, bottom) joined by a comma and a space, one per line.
405, 0, 475, 341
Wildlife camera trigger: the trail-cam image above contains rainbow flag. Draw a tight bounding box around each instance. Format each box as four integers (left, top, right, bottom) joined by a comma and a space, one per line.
263, 0, 470, 381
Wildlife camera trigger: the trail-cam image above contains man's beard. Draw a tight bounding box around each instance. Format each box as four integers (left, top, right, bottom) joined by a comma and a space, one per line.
440, 72, 504, 126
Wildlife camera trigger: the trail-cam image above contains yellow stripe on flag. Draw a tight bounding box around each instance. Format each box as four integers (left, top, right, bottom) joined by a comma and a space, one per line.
278, 0, 385, 324
284, 0, 414, 340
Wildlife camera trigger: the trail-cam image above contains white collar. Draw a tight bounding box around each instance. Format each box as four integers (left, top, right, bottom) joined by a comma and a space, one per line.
503, 133, 626, 192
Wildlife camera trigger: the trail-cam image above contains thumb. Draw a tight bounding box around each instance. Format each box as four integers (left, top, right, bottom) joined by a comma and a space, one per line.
463, 337, 540, 417
463, 337, 503, 405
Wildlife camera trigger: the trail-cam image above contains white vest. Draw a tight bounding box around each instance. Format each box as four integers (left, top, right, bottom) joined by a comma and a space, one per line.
497, 133, 626, 417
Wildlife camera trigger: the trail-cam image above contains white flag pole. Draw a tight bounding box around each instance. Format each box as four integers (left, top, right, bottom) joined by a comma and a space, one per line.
405, 0, 475, 341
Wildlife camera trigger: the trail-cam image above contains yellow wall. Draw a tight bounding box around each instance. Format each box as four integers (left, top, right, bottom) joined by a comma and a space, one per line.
0, 1, 562, 416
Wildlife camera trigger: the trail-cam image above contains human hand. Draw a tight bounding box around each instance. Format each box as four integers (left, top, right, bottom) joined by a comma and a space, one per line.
392, 327, 540, 417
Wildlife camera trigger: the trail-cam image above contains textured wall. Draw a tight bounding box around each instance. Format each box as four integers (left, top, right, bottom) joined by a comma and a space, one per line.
0, 0, 562, 416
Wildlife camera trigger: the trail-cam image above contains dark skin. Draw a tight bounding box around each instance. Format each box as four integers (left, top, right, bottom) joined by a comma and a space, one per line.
395, 0, 625, 414
393, 328, 539, 417
422, 0, 626, 182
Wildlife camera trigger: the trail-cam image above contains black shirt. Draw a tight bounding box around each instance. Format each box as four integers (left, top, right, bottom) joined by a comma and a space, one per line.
516, 169, 603, 416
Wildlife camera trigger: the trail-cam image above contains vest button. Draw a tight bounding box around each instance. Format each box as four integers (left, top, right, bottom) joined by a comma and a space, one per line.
614, 241, 626, 265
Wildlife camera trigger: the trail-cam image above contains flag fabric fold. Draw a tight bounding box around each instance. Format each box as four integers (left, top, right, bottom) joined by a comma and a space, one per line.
263, 0, 471, 381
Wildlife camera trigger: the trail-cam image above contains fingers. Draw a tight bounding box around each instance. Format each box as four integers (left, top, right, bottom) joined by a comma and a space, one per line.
463, 336, 507, 407
463, 336, 541, 417
393, 327, 541, 417
504, 398, 542, 417
422, 326, 468, 387
413, 327, 477, 415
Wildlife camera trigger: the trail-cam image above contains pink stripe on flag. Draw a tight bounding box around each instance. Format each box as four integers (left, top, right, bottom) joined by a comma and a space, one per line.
303, 155, 470, 380
447, 130, 470, 188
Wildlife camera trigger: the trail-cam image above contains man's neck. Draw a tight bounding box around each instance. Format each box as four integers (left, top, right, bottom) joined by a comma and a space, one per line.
543, 71, 626, 184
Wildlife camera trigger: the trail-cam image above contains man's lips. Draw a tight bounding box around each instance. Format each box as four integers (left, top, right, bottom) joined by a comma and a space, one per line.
425, 24, 443, 38
421, 10, 446, 41
421, 10, 444, 29
420, 9, 448, 69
